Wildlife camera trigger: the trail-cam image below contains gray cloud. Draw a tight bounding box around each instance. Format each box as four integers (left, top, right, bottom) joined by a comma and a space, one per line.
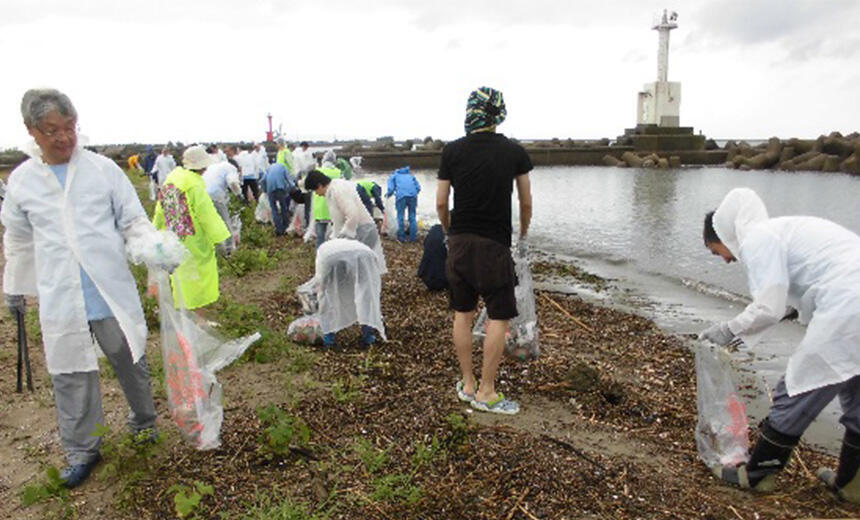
688, 0, 860, 62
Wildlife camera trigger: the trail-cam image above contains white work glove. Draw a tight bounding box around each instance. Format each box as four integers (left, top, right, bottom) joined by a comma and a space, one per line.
699, 322, 734, 346
151, 238, 187, 273
515, 236, 529, 258
5, 294, 25, 315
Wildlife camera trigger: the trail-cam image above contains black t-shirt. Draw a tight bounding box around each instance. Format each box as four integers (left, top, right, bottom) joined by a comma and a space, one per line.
438, 132, 532, 247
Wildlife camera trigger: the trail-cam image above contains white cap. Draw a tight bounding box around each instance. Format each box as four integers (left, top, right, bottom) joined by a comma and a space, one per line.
183, 145, 213, 170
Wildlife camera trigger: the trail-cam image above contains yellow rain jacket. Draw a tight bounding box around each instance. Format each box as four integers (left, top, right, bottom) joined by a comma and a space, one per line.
153, 167, 230, 309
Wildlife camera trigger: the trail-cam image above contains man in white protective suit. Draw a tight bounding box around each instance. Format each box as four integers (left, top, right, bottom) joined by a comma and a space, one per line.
701, 187, 860, 503
2, 88, 185, 488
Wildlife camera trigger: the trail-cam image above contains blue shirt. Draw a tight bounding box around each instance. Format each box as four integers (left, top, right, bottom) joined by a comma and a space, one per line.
386, 166, 421, 199
49, 164, 114, 321
261, 163, 295, 194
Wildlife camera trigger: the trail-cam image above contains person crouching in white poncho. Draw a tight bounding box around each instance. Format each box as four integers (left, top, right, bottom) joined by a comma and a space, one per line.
314, 239, 385, 351
701, 187, 860, 503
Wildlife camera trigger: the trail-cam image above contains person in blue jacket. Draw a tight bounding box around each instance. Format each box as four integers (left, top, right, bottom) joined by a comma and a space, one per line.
386, 166, 421, 242
260, 162, 296, 236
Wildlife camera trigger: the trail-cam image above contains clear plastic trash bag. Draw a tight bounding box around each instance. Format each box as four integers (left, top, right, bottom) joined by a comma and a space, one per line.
148, 179, 158, 201
286, 205, 306, 236
287, 314, 323, 345
297, 277, 319, 314
254, 193, 272, 224
472, 249, 540, 361
230, 213, 242, 247
156, 271, 260, 450
383, 201, 398, 239
695, 341, 750, 468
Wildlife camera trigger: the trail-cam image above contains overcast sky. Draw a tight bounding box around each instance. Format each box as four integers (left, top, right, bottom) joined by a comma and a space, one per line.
2, 0, 858, 148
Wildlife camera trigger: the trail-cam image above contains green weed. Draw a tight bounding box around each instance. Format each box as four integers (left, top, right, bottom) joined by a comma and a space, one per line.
258, 405, 311, 459
220, 248, 280, 277
353, 438, 389, 474
331, 374, 366, 404
231, 491, 328, 520
20, 466, 69, 506
25, 306, 42, 344
411, 436, 444, 473
92, 423, 162, 481
445, 413, 471, 448
369, 473, 422, 505
169, 480, 214, 519
213, 299, 265, 338
285, 345, 318, 373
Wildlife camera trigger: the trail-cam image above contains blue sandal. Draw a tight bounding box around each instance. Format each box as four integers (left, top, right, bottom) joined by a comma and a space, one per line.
470, 393, 520, 415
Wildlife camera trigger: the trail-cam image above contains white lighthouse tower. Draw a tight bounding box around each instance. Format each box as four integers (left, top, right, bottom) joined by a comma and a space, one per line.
637, 9, 681, 127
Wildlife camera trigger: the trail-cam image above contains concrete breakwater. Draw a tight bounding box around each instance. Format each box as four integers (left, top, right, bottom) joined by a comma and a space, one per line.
718, 132, 860, 175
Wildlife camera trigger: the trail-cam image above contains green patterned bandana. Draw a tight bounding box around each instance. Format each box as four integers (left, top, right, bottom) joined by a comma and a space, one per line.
464, 86, 507, 135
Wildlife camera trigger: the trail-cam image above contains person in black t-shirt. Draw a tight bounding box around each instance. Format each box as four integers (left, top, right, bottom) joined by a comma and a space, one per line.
436, 86, 533, 415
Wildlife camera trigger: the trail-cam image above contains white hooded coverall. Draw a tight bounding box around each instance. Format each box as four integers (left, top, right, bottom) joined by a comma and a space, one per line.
713, 188, 860, 398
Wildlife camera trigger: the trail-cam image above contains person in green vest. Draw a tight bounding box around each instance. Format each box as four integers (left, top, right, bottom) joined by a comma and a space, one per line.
275, 140, 296, 177
335, 156, 353, 180
356, 179, 385, 232
311, 151, 342, 249
153, 145, 231, 310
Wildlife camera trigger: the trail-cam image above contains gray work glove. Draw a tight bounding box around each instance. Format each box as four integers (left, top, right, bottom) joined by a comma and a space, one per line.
5, 294, 25, 316
699, 322, 734, 346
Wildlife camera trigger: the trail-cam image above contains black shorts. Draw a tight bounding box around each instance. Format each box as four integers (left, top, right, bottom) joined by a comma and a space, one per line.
445, 233, 517, 320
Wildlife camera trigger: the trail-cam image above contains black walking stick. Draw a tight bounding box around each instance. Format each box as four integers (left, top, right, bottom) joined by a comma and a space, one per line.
15, 308, 33, 392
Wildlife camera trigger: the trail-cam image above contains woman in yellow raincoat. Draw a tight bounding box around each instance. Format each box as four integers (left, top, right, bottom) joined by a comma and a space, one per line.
153, 145, 231, 309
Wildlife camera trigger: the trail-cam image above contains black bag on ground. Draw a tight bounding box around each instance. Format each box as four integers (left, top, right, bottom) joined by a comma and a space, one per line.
417, 224, 448, 291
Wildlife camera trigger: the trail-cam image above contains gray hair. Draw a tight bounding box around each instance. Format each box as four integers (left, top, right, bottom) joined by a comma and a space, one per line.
20, 88, 77, 128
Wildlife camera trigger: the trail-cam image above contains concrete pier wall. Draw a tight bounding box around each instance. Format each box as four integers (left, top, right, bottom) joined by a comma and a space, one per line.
356, 147, 728, 170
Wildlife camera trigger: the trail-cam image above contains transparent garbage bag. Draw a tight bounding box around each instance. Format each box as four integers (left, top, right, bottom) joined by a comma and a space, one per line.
297, 277, 320, 314
254, 193, 272, 224
148, 179, 158, 201
286, 204, 306, 236
383, 201, 398, 239
156, 271, 261, 450
230, 213, 242, 247
472, 249, 540, 361
287, 314, 323, 345
695, 341, 750, 468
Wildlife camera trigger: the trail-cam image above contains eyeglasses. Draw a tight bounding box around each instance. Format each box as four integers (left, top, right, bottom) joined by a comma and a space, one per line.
36, 125, 79, 139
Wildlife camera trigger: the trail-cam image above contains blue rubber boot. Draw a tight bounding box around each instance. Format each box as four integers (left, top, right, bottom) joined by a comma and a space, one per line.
60, 454, 101, 488
360, 325, 377, 348
323, 333, 339, 351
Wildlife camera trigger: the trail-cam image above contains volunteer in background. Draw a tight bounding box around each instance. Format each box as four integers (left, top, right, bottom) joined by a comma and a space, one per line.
153, 145, 231, 311
151, 147, 176, 186
314, 239, 385, 350
308, 153, 342, 250
305, 170, 386, 274
386, 166, 421, 242
202, 155, 242, 253
234, 144, 259, 202
356, 179, 385, 231
260, 162, 296, 236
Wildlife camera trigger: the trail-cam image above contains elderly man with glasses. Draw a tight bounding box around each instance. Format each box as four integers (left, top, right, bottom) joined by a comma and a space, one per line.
1, 88, 185, 488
